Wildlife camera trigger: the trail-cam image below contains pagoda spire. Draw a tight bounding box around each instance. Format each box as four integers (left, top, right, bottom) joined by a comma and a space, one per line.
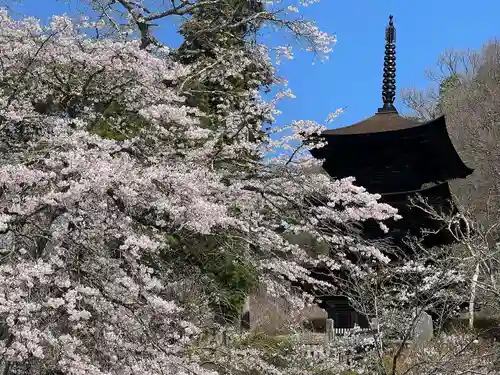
378, 15, 397, 113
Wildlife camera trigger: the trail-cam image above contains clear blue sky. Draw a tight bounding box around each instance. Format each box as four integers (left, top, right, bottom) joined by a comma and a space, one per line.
12, 0, 500, 130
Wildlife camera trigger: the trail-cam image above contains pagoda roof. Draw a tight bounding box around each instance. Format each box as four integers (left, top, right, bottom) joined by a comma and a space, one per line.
310, 115, 473, 194
323, 112, 420, 135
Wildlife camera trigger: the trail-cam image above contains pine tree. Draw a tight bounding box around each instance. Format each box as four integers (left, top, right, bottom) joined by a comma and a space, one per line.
173, 0, 273, 145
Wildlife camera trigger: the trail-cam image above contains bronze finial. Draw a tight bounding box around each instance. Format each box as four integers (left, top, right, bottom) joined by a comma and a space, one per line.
378, 15, 397, 113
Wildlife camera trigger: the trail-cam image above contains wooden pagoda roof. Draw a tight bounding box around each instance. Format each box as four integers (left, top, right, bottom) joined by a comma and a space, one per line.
310, 115, 474, 194
322, 112, 419, 135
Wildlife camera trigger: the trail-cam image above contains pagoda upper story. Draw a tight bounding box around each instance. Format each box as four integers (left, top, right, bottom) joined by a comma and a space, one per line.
308, 15, 473, 248
309, 15, 473, 197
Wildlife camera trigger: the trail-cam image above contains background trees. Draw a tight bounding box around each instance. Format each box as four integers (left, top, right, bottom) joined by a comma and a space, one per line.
402, 40, 500, 327
402, 41, 500, 226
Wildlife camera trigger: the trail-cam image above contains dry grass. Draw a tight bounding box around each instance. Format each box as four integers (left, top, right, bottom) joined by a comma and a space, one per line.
379, 330, 499, 375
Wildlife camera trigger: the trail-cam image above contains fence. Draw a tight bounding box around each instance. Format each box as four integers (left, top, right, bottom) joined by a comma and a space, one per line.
212, 318, 377, 362
302, 318, 375, 360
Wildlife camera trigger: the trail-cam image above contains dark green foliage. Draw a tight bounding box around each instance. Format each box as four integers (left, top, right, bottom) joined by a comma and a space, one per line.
175, 0, 265, 65
89, 100, 148, 141
235, 332, 295, 368
172, 0, 273, 151
163, 233, 258, 325
439, 74, 461, 98
31, 94, 148, 141
436, 74, 461, 114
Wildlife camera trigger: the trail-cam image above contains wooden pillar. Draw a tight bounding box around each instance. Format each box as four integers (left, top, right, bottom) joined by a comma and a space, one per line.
324, 318, 335, 355
240, 295, 250, 330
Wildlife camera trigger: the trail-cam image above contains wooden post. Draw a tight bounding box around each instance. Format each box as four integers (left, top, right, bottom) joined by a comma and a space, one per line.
327, 319, 335, 341
241, 295, 250, 330
324, 318, 335, 355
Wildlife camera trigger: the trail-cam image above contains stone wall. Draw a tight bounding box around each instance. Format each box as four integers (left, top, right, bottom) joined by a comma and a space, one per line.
248, 285, 327, 334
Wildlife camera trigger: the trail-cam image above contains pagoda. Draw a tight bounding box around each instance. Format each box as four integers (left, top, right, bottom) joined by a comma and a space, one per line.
308, 15, 473, 329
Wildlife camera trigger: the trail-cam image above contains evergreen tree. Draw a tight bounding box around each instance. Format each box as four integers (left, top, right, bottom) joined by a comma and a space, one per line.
436, 74, 461, 114
170, 0, 274, 324
173, 0, 273, 147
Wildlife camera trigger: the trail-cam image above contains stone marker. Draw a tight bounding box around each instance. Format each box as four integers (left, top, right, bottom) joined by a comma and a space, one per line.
413, 311, 433, 343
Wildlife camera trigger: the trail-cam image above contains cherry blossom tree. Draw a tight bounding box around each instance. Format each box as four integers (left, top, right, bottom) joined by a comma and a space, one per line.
0, 5, 403, 374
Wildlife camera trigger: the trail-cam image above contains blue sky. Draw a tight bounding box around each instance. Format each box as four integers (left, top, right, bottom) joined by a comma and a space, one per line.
12, 0, 500, 130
